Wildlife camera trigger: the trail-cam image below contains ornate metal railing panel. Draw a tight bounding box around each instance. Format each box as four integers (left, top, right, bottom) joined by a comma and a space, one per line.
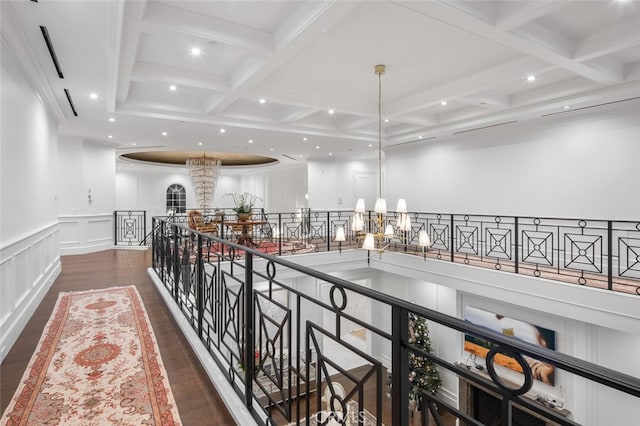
114, 210, 146, 246
138, 211, 640, 295
151, 217, 640, 426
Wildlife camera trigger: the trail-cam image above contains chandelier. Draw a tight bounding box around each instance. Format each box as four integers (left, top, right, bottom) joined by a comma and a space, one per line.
186, 154, 221, 211
337, 65, 430, 256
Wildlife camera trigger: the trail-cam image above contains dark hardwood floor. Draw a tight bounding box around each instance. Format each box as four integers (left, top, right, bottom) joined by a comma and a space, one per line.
0, 249, 236, 425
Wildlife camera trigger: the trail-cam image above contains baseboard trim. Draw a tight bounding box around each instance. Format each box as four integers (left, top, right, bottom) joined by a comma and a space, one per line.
60, 241, 113, 255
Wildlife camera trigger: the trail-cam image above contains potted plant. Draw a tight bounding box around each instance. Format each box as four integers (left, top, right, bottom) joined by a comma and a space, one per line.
225, 192, 261, 221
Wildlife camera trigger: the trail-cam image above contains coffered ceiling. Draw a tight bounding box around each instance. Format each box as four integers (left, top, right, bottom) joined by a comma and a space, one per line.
4, 0, 640, 167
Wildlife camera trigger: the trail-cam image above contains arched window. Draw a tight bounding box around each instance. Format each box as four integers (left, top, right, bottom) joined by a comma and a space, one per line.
166, 184, 186, 214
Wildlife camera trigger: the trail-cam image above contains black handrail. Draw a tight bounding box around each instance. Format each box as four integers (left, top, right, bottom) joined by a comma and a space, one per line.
151, 217, 640, 426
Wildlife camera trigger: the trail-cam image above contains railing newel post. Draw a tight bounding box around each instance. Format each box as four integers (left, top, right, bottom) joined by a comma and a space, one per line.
515, 216, 519, 274
244, 251, 254, 408
278, 213, 283, 256
450, 214, 455, 262
608, 220, 613, 290
327, 211, 331, 252
391, 305, 409, 426
197, 233, 204, 338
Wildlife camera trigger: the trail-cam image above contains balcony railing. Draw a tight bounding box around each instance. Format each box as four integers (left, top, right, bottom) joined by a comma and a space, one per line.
150, 217, 640, 426
138, 210, 640, 295
113, 210, 146, 246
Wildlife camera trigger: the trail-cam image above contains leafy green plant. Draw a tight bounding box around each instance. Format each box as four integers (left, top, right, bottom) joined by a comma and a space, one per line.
225, 192, 261, 214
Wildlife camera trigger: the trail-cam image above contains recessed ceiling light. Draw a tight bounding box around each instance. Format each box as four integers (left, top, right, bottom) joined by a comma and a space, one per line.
259, 98, 266, 104
248, 139, 253, 144
303, 137, 307, 141
132, 142, 136, 146
129, 164, 133, 167
563, 105, 571, 109
190, 47, 201, 56
169, 85, 177, 91
328, 109, 334, 115
440, 101, 447, 106
368, 144, 373, 147
418, 136, 423, 139
329, 152, 333, 156
108, 117, 115, 122
90, 93, 98, 99
162, 131, 167, 136
315, 145, 320, 149
108, 135, 113, 139
527, 75, 536, 82
198, 142, 203, 146
270, 148, 274, 151
384, 118, 389, 123
219, 128, 226, 133
299, 154, 303, 158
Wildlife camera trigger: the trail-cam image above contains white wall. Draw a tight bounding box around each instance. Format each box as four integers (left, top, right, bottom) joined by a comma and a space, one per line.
57, 137, 116, 253
265, 164, 307, 212
115, 162, 307, 221
385, 101, 640, 220
0, 38, 61, 361
308, 158, 377, 210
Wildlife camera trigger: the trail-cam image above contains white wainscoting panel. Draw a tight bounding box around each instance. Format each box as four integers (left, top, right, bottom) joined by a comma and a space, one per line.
0, 223, 60, 362
58, 213, 113, 255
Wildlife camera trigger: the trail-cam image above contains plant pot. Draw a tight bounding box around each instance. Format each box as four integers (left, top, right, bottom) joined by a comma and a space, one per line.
237, 213, 251, 222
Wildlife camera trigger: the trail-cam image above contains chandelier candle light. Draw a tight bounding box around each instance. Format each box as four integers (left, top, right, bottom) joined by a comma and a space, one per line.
346, 65, 431, 256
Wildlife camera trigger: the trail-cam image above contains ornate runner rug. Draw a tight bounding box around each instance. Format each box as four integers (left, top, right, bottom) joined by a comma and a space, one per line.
1, 286, 182, 425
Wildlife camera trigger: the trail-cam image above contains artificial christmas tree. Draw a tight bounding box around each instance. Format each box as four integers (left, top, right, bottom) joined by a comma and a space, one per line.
408, 312, 441, 408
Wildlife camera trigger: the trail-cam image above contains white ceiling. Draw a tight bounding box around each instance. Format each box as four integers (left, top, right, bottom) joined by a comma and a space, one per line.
4, 0, 640, 167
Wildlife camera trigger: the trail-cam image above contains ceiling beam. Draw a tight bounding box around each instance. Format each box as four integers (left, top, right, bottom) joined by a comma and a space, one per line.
573, 21, 640, 63
115, 0, 147, 108
335, 116, 377, 131
386, 79, 640, 144
141, 2, 274, 54
206, 0, 363, 115
131, 62, 230, 93
115, 106, 376, 142
512, 21, 574, 58
397, 1, 624, 85
384, 57, 548, 116
106, 0, 125, 113
494, 1, 564, 31
459, 91, 511, 109
510, 77, 599, 107
278, 108, 319, 124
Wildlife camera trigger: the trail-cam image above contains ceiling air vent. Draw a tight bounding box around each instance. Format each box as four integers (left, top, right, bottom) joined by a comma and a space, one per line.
453, 121, 517, 135
541, 97, 640, 118
64, 89, 78, 116
282, 154, 297, 161
39, 26, 63, 78
389, 136, 436, 148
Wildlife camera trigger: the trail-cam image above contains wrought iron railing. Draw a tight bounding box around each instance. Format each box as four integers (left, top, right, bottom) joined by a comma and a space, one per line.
113, 210, 146, 246
140, 210, 640, 295
150, 217, 640, 426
